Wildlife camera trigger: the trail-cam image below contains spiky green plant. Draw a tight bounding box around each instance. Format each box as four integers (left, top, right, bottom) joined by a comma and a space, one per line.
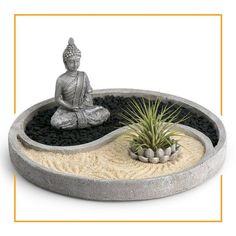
120, 98, 188, 153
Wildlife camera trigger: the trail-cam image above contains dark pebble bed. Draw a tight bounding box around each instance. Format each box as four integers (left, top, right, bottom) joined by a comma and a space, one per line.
25, 96, 219, 147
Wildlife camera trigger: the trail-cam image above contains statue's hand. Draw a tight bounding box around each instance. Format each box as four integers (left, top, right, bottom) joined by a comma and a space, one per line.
72, 106, 79, 112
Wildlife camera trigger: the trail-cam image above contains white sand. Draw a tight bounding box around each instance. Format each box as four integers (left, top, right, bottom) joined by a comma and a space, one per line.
20, 134, 205, 180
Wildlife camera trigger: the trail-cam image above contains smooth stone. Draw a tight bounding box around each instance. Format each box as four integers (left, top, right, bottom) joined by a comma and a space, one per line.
144, 148, 154, 158
149, 157, 160, 164
165, 147, 172, 156
156, 148, 164, 158
129, 150, 138, 160
159, 156, 164, 163
160, 155, 170, 163
169, 150, 180, 161
169, 153, 176, 161
130, 145, 136, 153
137, 149, 144, 156
171, 143, 176, 153
138, 156, 149, 163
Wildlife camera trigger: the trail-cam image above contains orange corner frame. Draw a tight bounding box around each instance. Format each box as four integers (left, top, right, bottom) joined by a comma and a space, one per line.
13, 13, 224, 223
13, 175, 223, 223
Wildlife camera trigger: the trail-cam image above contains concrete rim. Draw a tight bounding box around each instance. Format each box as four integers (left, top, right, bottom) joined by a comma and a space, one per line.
8, 89, 226, 201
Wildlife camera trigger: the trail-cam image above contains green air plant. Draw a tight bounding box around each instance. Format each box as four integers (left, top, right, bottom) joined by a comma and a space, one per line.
120, 98, 188, 154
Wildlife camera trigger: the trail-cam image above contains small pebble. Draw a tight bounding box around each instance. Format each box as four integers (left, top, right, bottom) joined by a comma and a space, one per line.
149, 157, 160, 164
130, 145, 136, 153
171, 143, 176, 153
144, 148, 154, 158
129, 150, 138, 159
170, 150, 180, 161
160, 155, 169, 163
165, 147, 172, 156
138, 156, 149, 163
156, 148, 164, 158
137, 149, 144, 156
169, 153, 175, 161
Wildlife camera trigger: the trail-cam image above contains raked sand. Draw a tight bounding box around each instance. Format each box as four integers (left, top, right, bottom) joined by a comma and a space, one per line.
20, 134, 205, 180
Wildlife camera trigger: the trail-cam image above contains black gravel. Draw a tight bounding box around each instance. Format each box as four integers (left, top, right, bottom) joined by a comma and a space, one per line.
25, 96, 219, 147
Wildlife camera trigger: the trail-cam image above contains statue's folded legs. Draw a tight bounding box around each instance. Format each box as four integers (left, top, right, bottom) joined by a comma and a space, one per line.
51, 106, 110, 129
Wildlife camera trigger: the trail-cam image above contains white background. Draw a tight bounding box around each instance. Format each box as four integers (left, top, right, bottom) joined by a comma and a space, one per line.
0, 0, 235, 235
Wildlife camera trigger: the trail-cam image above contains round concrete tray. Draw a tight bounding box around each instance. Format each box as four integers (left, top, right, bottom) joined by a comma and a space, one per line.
9, 89, 226, 201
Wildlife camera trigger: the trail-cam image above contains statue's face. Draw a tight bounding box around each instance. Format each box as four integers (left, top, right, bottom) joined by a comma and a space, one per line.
65, 58, 80, 72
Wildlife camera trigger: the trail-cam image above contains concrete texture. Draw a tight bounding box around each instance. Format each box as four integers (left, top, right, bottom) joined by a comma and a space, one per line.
8, 89, 226, 201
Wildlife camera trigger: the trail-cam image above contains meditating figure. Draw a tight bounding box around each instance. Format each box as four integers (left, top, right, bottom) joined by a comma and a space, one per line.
51, 38, 110, 129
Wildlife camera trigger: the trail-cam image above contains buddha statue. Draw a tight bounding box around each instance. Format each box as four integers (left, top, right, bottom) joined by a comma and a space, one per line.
51, 38, 110, 129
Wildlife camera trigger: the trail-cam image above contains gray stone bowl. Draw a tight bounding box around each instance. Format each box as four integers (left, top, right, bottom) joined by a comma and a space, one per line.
8, 89, 226, 201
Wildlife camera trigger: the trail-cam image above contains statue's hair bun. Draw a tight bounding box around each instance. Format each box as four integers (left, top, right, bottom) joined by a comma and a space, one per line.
63, 37, 81, 61
68, 37, 74, 45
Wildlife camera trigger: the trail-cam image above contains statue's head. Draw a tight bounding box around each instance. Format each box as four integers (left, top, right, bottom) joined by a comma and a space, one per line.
63, 38, 81, 72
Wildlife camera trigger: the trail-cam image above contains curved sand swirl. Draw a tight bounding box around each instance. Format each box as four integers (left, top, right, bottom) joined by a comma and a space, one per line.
20, 133, 205, 180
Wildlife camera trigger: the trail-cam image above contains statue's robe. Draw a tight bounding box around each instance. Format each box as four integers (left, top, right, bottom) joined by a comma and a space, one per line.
51, 71, 110, 129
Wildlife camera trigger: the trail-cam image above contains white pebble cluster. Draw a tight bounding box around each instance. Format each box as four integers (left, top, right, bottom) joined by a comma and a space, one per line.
129, 143, 180, 164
